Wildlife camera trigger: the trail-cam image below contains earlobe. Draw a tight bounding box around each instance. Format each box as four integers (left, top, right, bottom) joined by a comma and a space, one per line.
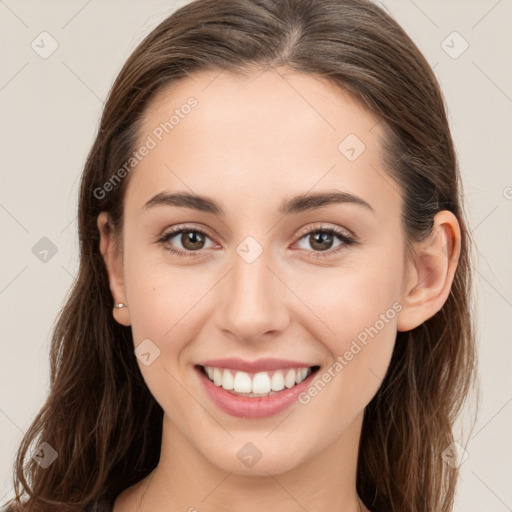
97, 212, 131, 327
396, 210, 461, 332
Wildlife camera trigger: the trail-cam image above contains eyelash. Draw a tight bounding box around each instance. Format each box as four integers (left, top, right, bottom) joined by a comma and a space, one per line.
157, 225, 356, 259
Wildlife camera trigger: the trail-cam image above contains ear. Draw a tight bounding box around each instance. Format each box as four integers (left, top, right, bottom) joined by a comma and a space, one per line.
396, 210, 461, 332
97, 212, 131, 327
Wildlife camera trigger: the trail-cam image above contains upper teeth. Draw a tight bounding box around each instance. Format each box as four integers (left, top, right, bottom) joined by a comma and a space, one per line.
204, 366, 311, 394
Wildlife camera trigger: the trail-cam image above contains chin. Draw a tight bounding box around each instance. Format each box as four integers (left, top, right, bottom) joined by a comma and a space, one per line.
198, 435, 309, 476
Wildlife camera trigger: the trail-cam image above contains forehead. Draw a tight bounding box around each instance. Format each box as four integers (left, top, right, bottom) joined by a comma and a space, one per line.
141, 67, 375, 145
126, 67, 400, 222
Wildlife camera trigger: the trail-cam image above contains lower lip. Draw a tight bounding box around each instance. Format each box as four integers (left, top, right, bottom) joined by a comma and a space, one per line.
196, 366, 317, 419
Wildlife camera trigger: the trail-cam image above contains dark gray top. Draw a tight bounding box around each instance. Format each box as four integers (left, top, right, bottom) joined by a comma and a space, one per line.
85, 496, 115, 511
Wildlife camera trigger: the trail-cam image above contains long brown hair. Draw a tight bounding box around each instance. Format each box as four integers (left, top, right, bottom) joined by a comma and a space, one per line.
3, 1, 478, 511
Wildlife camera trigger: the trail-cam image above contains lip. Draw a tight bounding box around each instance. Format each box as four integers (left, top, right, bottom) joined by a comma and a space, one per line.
195, 364, 319, 419
196, 357, 316, 373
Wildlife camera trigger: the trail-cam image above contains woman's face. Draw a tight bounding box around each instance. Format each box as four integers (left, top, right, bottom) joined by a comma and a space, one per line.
107, 67, 413, 475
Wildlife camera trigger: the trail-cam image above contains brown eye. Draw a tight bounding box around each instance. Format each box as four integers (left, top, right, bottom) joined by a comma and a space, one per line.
308, 231, 335, 251
295, 226, 356, 258
179, 231, 207, 251
158, 226, 215, 258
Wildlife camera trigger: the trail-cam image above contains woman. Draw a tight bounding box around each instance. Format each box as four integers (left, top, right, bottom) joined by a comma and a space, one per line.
3, 0, 478, 511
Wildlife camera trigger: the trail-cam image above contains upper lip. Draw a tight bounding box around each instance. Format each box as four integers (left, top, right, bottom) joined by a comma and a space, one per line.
196, 358, 317, 373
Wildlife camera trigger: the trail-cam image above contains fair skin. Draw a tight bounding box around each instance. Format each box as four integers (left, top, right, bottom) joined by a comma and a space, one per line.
98, 67, 460, 512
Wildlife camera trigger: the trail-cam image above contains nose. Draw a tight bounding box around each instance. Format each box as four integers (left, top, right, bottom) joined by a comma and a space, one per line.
214, 242, 291, 345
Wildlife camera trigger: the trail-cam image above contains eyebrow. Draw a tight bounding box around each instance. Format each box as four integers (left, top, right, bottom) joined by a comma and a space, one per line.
143, 190, 374, 216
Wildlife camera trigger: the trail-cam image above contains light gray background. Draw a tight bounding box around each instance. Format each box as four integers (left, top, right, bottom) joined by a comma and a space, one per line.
1, 0, 511, 510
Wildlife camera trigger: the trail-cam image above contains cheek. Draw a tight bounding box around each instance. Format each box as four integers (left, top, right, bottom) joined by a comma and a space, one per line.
291, 248, 403, 406
122, 251, 204, 416
122, 245, 199, 351
292, 269, 400, 432
293, 253, 403, 349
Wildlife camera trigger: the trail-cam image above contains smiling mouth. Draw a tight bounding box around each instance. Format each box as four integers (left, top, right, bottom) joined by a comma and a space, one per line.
197, 364, 321, 397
